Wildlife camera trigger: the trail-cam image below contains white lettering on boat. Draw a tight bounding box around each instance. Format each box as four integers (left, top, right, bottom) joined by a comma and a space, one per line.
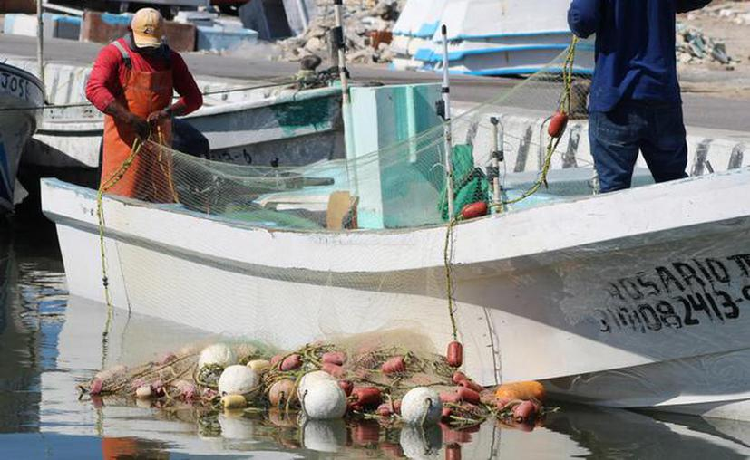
0, 71, 31, 102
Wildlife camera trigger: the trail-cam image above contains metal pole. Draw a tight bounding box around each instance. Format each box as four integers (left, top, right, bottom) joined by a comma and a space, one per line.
490, 117, 503, 213
36, 0, 45, 87
333, 0, 349, 104
441, 25, 454, 220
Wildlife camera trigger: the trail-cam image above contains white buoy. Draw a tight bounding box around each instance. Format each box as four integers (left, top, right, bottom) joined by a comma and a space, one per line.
301, 380, 347, 420
218, 365, 259, 396
400, 387, 443, 426
199, 343, 237, 369
303, 419, 347, 453
297, 370, 335, 400
135, 385, 152, 399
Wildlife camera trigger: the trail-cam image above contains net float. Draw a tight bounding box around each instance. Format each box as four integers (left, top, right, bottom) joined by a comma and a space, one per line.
270, 355, 283, 367
451, 371, 466, 385
445, 444, 463, 460
218, 365, 259, 396
350, 387, 383, 409
280, 354, 302, 371
381, 356, 406, 374
322, 362, 345, 379
297, 370, 334, 400
461, 202, 488, 220
90, 378, 103, 396
446, 341, 463, 368
440, 392, 461, 404
512, 399, 538, 423
401, 387, 443, 426
375, 403, 394, 417
494, 380, 546, 402
455, 387, 481, 405
458, 378, 483, 393
337, 379, 353, 396
301, 380, 347, 419
247, 359, 271, 372
135, 385, 152, 399
548, 110, 569, 138
198, 343, 236, 369
221, 394, 248, 409
321, 351, 347, 366
268, 379, 297, 407
392, 399, 402, 414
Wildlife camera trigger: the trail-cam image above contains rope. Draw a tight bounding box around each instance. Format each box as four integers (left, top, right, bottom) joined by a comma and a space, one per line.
440, 37, 580, 346
503, 36, 579, 206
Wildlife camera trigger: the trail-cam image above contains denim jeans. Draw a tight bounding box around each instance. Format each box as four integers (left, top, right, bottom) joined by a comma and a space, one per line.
589, 101, 688, 193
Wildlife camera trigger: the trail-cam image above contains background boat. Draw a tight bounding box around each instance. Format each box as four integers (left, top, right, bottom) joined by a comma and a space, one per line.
0, 61, 44, 213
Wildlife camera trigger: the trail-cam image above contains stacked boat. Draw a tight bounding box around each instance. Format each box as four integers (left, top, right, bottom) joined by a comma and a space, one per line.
391, 0, 594, 75
0, 62, 44, 213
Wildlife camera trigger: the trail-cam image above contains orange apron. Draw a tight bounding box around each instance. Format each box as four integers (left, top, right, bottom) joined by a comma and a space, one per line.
101, 42, 174, 202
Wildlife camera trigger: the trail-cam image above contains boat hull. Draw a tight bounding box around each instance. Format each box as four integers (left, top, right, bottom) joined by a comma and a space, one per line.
41, 168, 750, 418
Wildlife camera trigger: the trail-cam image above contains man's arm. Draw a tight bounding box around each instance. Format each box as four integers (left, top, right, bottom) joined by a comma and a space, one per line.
148, 52, 203, 124
86, 45, 149, 138
568, 0, 601, 39
676, 0, 712, 14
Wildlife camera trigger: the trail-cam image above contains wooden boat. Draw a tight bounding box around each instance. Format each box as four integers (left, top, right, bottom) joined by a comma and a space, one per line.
41, 164, 750, 420
0, 62, 44, 213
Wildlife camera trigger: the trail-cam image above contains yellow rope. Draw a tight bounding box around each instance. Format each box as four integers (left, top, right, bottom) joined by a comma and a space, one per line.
503, 36, 579, 206
441, 37, 580, 344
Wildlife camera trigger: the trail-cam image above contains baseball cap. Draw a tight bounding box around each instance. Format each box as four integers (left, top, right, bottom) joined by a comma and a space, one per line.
131, 8, 164, 48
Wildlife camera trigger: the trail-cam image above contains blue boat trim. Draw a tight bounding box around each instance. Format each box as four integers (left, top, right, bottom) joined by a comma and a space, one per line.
414, 42, 595, 63
443, 67, 595, 76
415, 22, 439, 38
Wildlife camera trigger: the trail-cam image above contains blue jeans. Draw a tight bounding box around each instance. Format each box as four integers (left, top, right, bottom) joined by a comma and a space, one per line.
589, 101, 688, 193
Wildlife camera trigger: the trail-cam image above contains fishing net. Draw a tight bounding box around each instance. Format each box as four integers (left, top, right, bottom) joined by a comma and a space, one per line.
100, 40, 593, 232
88, 40, 593, 391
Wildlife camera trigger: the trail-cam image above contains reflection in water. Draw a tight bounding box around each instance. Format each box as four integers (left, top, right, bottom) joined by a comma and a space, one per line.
3, 221, 750, 458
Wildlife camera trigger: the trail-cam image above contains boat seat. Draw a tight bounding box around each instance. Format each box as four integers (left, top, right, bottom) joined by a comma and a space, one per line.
326, 191, 358, 230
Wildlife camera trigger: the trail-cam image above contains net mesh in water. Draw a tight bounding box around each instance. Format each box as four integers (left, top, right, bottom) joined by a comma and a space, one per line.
102, 41, 592, 232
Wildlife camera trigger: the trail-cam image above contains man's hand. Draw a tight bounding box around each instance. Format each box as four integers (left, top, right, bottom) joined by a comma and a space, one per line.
104, 100, 150, 139
147, 109, 171, 126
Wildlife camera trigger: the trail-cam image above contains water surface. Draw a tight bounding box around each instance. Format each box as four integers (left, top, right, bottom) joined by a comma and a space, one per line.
3, 217, 750, 459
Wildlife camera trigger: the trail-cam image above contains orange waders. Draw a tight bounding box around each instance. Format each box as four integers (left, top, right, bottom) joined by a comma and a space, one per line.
101, 41, 174, 202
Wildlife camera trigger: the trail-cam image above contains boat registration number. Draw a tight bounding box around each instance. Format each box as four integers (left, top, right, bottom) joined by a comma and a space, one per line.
0, 72, 33, 101
595, 253, 750, 334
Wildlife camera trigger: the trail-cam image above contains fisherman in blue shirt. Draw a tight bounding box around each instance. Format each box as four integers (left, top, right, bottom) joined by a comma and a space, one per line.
568, 0, 712, 192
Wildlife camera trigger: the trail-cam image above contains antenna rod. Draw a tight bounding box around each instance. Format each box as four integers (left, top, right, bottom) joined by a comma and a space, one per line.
36, 0, 45, 87
333, 0, 349, 105
441, 24, 455, 220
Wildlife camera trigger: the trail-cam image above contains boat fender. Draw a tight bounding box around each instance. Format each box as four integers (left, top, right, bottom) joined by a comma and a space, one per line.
301, 380, 347, 419
381, 356, 405, 374
221, 394, 248, 409
548, 111, 569, 139
401, 387, 443, 426
446, 341, 463, 368
198, 344, 237, 369
461, 202, 488, 220
268, 379, 297, 407
280, 354, 302, 371
322, 351, 347, 366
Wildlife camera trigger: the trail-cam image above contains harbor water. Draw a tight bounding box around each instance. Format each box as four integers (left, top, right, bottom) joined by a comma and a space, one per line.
3, 216, 750, 459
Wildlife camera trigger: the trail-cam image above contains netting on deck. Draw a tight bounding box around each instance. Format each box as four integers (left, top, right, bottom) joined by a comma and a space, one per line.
103, 41, 591, 232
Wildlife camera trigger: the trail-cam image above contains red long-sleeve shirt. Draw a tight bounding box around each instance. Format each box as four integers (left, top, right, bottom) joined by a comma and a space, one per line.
85, 38, 203, 114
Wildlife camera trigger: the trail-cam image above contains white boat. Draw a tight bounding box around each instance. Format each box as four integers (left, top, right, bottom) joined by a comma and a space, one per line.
7, 59, 345, 172
0, 62, 44, 213
41, 162, 750, 420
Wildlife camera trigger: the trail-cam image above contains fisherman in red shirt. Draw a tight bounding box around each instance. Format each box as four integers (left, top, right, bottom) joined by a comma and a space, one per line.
85, 7, 202, 200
